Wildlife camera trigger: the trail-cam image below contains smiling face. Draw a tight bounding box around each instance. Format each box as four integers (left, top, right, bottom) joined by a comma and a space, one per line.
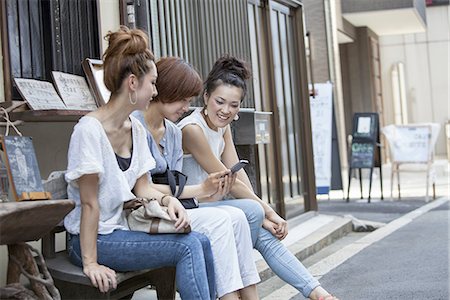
203, 84, 242, 130
160, 97, 193, 122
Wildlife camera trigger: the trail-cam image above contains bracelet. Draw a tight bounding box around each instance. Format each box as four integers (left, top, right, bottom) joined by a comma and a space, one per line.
161, 194, 172, 206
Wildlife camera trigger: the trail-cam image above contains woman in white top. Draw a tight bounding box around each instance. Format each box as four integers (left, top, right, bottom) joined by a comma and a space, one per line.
134, 57, 260, 299
178, 55, 338, 300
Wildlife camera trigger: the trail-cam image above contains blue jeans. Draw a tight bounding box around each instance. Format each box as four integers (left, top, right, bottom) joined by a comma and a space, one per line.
200, 199, 320, 298
68, 230, 216, 300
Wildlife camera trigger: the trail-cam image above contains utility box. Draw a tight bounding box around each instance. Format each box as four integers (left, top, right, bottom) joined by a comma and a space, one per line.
231, 108, 272, 145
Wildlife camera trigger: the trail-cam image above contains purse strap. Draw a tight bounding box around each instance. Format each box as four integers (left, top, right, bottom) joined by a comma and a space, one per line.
167, 170, 187, 198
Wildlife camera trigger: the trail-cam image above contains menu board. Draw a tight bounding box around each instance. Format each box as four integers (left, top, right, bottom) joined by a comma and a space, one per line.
0, 136, 46, 201
350, 142, 375, 168
13, 78, 67, 110
52, 71, 98, 110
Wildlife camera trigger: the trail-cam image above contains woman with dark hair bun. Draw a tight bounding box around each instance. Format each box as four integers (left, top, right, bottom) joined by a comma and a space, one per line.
64, 26, 216, 299
178, 54, 339, 300
134, 56, 261, 300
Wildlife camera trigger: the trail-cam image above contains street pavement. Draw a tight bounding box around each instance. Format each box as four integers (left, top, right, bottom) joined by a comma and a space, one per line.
302, 201, 449, 300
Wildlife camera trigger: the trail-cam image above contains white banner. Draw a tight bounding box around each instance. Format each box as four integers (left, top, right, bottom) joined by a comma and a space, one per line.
309, 83, 333, 194
382, 123, 441, 163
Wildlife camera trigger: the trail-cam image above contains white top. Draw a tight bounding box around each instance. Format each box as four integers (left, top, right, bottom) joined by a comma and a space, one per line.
177, 108, 227, 185
64, 115, 155, 235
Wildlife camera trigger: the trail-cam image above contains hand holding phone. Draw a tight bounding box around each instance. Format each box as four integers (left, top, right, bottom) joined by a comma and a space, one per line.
229, 159, 249, 174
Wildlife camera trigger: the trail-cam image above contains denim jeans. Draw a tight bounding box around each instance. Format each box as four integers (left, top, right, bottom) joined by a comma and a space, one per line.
200, 199, 321, 298
68, 230, 216, 300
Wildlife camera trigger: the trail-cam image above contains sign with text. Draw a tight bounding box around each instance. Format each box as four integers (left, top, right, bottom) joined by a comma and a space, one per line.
310, 82, 333, 194
382, 124, 441, 163
0, 136, 47, 201
13, 78, 66, 110
52, 71, 98, 110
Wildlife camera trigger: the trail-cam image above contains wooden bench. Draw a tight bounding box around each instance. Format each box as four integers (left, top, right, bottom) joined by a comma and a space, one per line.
42, 171, 176, 299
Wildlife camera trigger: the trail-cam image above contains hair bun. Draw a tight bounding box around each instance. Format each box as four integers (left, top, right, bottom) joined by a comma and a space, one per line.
104, 26, 151, 57
215, 54, 251, 81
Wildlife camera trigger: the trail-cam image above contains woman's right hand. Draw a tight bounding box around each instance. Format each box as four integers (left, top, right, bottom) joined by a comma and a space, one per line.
83, 262, 117, 293
165, 196, 191, 231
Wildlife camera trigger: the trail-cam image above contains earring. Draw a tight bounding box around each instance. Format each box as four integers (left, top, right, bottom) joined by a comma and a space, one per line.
203, 107, 208, 116
233, 114, 239, 121
129, 90, 138, 105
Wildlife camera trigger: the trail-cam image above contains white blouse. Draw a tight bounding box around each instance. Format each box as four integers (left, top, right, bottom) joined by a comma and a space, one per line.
64, 115, 155, 235
177, 108, 227, 185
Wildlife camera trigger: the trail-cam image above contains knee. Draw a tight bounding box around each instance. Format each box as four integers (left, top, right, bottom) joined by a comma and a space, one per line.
181, 232, 207, 256
240, 200, 265, 225
226, 206, 249, 225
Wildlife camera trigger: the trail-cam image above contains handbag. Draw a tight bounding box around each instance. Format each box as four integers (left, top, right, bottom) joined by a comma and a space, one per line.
126, 197, 191, 234
152, 169, 199, 209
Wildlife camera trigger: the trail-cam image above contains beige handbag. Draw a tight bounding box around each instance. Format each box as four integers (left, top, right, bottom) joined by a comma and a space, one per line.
126, 197, 191, 234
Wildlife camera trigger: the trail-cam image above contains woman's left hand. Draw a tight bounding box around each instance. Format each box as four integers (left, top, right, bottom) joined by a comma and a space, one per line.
201, 170, 232, 197
265, 210, 288, 240
166, 196, 191, 231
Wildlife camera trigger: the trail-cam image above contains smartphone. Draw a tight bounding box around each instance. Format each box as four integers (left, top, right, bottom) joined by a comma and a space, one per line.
229, 159, 249, 174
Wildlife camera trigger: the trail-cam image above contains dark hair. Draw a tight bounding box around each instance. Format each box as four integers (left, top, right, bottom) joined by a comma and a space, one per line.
204, 55, 251, 101
154, 57, 202, 103
102, 26, 155, 94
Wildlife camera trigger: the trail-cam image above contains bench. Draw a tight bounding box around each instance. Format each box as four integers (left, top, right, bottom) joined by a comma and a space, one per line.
42, 171, 176, 299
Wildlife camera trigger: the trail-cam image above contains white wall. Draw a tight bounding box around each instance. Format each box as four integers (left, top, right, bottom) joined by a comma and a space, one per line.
379, 5, 450, 156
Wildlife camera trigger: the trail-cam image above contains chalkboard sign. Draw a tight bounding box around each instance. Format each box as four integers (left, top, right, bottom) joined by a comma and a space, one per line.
0, 136, 49, 201
350, 142, 375, 168
352, 113, 379, 141
349, 113, 380, 168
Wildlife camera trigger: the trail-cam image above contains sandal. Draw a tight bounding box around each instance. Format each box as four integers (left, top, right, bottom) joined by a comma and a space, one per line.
318, 295, 339, 300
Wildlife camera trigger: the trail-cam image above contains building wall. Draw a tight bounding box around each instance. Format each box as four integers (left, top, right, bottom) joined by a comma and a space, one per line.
379, 5, 449, 156
302, 0, 330, 82
340, 27, 380, 136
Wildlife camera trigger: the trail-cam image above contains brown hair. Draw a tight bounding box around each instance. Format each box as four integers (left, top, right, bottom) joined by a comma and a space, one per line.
154, 57, 202, 103
102, 26, 155, 94
204, 54, 251, 101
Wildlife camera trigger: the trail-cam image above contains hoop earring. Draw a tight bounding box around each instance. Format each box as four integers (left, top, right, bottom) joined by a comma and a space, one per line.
233, 114, 239, 121
129, 91, 138, 105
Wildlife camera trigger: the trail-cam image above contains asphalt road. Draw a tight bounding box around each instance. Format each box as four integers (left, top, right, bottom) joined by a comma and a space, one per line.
316, 197, 427, 223
295, 201, 449, 300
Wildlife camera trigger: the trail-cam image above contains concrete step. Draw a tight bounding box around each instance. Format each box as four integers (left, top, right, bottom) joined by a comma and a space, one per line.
255, 213, 352, 299
258, 232, 368, 299
255, 212, 353, 283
